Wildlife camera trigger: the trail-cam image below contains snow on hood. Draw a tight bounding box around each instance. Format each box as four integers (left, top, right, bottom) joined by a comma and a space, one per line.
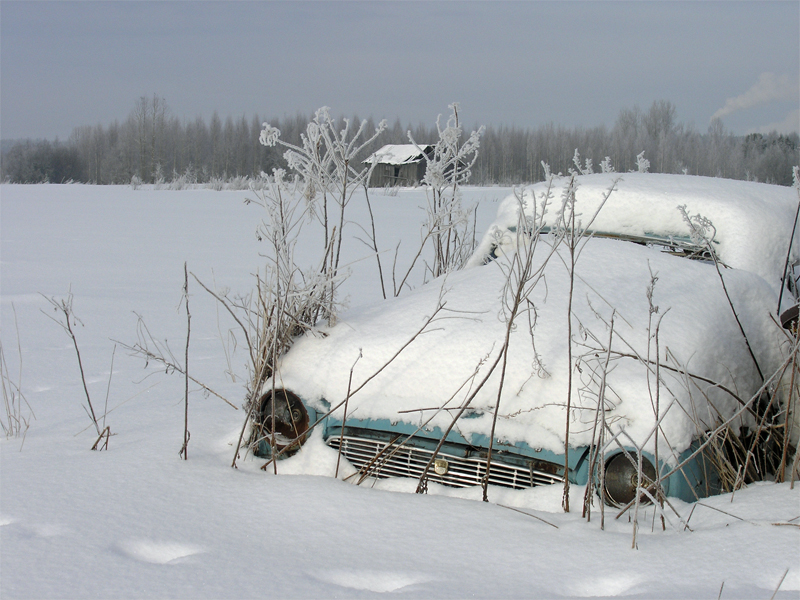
468, 173, 799, 299
274, 231, 785, 460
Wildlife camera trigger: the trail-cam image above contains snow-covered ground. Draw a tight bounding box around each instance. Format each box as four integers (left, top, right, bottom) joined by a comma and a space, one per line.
2, 182, 798, 599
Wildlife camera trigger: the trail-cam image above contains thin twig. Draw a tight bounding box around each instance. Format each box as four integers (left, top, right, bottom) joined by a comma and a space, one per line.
115, 337, 238, 409
102, 345, 116, 430
191, 273, 255, 368
777, 183, 800, 315
496, 504, 559, 528
769, 568, 789, 600
335, 350, 361, 478
41, 294, 101, 437
180, 262, 190, 460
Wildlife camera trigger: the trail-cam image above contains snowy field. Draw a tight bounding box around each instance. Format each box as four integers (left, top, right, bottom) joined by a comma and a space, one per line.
1, 182, 798, 599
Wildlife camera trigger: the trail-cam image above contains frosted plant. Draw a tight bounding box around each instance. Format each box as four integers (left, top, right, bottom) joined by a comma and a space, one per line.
677, 204, 717, 247
408, 103, 484, 281
0, 305, 32, 441
234, 167, 356, 465
238, 109, 387, 464
600, 156, 614, 173
636, 151, 650, 173
259, 123, 280, 147
571, 149, 594, 175
259, 107, 386, 283
153, 163, 165, 189
571, 149, 582, 175
553, 175, 621, 511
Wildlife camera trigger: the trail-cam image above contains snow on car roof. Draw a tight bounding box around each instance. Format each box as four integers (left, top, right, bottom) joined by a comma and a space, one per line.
363, 144, 432, 165
469, 173, 799, 297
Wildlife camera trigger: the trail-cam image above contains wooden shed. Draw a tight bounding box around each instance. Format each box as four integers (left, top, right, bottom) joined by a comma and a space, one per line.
364, 144, 434, 187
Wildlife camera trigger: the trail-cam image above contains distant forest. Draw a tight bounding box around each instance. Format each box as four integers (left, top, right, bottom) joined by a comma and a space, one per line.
1, 96, 798, 186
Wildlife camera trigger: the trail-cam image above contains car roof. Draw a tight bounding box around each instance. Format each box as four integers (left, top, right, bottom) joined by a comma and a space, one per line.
469, 173, 799, 296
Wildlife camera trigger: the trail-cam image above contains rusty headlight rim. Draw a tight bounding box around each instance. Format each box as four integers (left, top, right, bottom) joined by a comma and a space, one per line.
602, 451, 657, 508
256, 388, 310, 454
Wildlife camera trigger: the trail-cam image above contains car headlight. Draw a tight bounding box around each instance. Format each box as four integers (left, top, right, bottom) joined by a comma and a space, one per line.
603, 452, 657, 507
254, 389, 310, 457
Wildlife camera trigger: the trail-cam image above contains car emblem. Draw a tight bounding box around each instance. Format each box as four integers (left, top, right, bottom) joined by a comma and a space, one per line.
434, 458, 449, 475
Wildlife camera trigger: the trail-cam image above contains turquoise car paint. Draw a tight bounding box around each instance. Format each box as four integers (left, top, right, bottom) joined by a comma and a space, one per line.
325, 415, 584, 471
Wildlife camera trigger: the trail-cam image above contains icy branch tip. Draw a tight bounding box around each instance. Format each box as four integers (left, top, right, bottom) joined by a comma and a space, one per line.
260, 124, 281, 147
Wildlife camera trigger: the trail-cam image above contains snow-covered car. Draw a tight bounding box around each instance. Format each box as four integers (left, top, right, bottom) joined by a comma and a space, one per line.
252, 173, 799, 506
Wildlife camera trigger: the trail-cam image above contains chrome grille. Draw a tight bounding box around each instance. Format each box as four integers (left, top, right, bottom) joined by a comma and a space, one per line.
327, 434, 563, 490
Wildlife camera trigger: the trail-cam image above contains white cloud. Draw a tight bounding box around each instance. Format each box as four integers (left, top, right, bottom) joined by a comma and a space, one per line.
755, 108, 800, 135
712, 72, 798, 121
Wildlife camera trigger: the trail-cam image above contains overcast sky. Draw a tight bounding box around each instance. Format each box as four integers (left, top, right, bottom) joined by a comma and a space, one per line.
2, 1, 798, 141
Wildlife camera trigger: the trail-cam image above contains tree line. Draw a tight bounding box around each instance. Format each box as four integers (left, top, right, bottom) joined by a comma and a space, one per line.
1, 96, 798, 186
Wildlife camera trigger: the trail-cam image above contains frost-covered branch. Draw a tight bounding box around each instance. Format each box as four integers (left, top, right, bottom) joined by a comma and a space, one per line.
260, 107, 387, 277
408, 103, 485, 281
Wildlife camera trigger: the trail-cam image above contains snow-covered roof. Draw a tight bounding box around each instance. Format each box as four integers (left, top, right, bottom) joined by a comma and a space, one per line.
364, 144, 433, 165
